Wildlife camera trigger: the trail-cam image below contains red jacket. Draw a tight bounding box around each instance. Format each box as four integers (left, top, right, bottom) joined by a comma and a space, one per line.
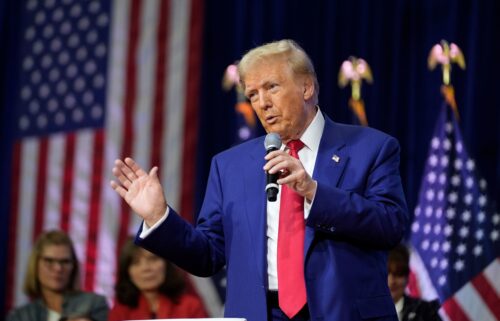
108, 292, 208, 320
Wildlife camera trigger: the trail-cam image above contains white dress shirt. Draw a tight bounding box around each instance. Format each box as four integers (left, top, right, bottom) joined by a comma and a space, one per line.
267, 108, 325, 290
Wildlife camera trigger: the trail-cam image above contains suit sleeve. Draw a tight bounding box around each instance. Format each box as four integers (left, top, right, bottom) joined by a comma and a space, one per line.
136, 157, 226, 277
307, 135, 409, 249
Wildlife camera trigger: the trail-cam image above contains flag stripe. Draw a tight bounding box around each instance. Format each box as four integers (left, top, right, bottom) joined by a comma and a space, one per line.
132, 0, 158, 172
409, 247, 439, 300
84, 129, 105, 290
151, 0, 169, 170
43, 134, 64, 231
34, 138, 48, 239
453, 281, 497, 321
5, 142, 21, 312
407, 269, 422, 298
13, 140, 39, 306
161, 0, 189, 212
118, 0, 142, 252
180, 0, 203, 220
471, 273, 500, 318
484, 258, 500, 297
70, 130, 93, 288
61, 133, 76, 232
443, 298, 472, 321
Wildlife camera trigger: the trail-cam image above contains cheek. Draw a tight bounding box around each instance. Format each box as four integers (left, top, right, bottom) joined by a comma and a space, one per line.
129, 267, 141, 283
252, 106, 266, 121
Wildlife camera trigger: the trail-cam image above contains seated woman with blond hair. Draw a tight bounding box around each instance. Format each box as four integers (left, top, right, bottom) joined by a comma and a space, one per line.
7, 230, 108, 321
109, 238, 208, 320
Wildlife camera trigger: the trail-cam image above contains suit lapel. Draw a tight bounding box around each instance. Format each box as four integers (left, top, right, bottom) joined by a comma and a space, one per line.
305, 117, 349, 257
242, 139, 268, 285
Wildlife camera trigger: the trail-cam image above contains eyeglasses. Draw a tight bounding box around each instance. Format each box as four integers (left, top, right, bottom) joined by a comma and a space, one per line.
39, 256, 74, 268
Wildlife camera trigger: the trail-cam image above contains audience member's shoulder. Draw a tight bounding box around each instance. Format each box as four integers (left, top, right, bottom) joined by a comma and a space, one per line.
6, 301, 41, 321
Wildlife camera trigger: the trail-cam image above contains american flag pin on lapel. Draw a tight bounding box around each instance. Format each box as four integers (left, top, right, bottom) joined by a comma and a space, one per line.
332, 154, 340, 163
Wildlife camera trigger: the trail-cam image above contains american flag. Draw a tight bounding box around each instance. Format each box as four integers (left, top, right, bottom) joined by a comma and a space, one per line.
409, 102, 500, 321
4, 0, 224, 317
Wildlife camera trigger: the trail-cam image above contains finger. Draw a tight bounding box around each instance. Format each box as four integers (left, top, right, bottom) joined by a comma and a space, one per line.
277, 173, 296, 185
110, 180, 128, 199
112, 166, 132, 189
113, 159, 134, 177
125, 157, 148, 177
278, 167, 309, 186
264, 150, 287, 160
117, 158, 140, 181
267, 156, 300, 174
263, 154, 290, 172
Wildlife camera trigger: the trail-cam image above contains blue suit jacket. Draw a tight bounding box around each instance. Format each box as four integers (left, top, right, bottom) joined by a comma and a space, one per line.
138, 115, 409, 321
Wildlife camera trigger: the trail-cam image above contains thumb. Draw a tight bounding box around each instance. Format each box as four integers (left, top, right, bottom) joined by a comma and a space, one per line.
149, 166, 159, 178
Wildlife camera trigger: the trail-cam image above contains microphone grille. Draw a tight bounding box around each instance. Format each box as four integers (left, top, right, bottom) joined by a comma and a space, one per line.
264, 133, 281, 150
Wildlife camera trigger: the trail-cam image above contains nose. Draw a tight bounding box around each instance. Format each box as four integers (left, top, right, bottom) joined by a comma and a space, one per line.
257, 91, 271, 109
137, 260, 151, 271
52, 262, 65, 272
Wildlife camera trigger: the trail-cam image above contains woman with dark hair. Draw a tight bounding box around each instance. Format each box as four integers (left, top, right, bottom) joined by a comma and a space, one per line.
109, 238, 207, 320
7, 230, 108, 321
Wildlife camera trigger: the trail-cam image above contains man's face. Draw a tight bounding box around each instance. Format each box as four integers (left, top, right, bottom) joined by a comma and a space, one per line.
243, 57, 315, 143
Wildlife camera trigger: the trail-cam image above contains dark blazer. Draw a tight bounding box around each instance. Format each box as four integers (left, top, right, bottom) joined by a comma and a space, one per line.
401, 295, 442, 321
138, 115, 409, 321
7, 291, 108, 321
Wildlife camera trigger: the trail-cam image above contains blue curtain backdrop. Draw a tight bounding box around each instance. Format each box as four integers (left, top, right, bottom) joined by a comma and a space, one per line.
1, 0, 500, 316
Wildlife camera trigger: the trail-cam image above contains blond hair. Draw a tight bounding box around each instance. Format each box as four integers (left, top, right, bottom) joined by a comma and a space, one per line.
238, 39, 319, 104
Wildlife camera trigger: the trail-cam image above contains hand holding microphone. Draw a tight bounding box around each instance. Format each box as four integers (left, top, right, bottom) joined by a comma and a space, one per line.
264, 133, 317, 202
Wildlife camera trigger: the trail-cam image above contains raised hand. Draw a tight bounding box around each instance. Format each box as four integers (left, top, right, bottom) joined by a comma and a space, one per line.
110, 157, 167, 227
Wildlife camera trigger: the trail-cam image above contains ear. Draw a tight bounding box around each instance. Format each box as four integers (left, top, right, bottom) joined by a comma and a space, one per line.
303, 76, 314, 101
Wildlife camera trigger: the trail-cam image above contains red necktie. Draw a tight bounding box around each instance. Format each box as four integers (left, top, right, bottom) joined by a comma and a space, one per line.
277, 139, 307, 318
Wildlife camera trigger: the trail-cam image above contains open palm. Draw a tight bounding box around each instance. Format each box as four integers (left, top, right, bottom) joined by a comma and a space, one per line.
111, 158, 167, 224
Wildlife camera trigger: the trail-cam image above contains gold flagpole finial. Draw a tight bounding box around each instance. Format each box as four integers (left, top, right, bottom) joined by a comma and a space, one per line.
338, 56, 373, 126
428, 40, 466, 86
223, 63, 256, 128
428, 40, 466, 120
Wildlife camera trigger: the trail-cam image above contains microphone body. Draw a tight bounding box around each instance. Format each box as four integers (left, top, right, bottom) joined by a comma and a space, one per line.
264, 133, 282, 202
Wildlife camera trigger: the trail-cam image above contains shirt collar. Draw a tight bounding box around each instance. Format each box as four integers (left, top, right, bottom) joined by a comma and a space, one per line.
298, 106, 324, 153
395, 296, 404, 320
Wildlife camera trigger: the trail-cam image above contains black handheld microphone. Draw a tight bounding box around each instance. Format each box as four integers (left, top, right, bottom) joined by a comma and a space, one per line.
264, 133, 282, 202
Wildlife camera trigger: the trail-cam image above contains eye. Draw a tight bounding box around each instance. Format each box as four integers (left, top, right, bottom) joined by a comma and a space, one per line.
247, 92, 258, 102
269, 83, 279, 92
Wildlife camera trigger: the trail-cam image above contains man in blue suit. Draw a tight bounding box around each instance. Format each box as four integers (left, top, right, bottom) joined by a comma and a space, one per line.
111, 39, 409, 321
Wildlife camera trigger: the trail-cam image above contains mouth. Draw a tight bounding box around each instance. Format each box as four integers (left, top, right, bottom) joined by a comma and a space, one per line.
265, 115, 278, 124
